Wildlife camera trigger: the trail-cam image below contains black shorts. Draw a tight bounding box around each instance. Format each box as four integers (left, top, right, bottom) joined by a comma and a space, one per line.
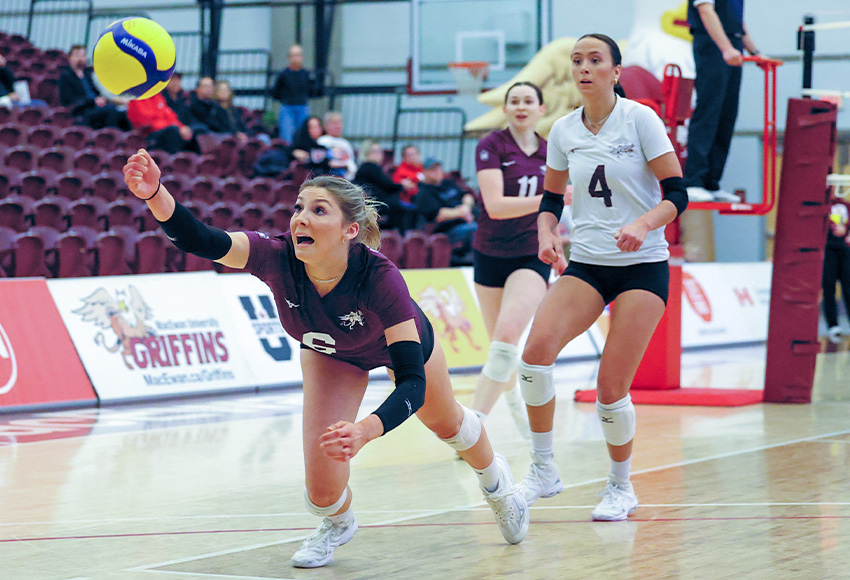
563, 260, 670, 305
473, 250, 551, 288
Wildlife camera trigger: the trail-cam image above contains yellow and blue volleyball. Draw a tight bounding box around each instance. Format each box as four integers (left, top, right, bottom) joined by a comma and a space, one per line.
93, 17, 176, 100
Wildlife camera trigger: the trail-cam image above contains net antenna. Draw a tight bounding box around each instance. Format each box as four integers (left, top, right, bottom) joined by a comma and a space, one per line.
448, 61, 489, 96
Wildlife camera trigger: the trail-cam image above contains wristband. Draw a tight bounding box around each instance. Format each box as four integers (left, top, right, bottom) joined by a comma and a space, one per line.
142, 180, 161, 201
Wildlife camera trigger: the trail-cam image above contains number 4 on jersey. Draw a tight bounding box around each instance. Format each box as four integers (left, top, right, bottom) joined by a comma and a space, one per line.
589, 165, 612, 207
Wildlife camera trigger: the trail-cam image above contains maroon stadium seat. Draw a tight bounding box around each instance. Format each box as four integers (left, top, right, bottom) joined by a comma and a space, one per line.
33, 197, 68, 230
68, 198, 102, 230
13, 106, 45, 127
0, 226, 17, 276
123, 128, 148, 151
106, 199, 138, 229
220, 176, 246, 202
134, 231, 168, 274
45, 106, 74, 128
95, 231, 132, 276
102, 150, 131, 173
10, 171, 52, 200
160, 174, 190, 200
167, 151, 200, 178
92, 127, 124, 151
0, 123, 25, 147
5, 145, 37, 172
401, 231, 429, 269
59, 125, 93, 149
0, 196, 33, 232
268, 202, 294, 232
90, 171, 123, 201
34, 76, 60, 107
238, 137, 267, 178
188, 175, 221, 203
428, 233, 452, 268
379, 230, 403, 267
72, 148, 104, 174
56, 231, 93, 277
12, 232, 51, 277
238, 202, 269, 231
25, 125, 57, 148
248, 177, 276, 205
208, 201, 235, 230
55, 170, 88, 201
37, 146, 71, 173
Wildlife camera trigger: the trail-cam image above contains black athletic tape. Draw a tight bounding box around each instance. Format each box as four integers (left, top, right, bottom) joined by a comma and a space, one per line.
539, 189, 565, 221
158, 201, 233, 260
660, 176, 688, 217
373, 340, 426, 435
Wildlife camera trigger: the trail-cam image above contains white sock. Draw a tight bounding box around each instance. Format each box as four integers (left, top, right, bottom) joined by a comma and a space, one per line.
531, 431, 554, 458
474, 457, 501, 492
610, 458, 631, 483
328, 504, 355, 526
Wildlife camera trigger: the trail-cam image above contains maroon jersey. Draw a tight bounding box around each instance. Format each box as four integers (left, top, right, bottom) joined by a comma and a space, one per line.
473, 128, 547, 257
245, 231, 425, 371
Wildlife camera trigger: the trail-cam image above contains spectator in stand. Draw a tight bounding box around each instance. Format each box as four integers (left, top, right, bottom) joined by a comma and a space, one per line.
291, 116, 332, 176
0, 52, 20, 107
414, 158, 477, 264
272, 44, 313, 144
163, 72, 207, 135
190, 76, 247, 142
317, 111, 357, 179
127, 92, 200, 154
354, 141, 415, 231
392, 144, 424, 203
58, 44, 131, 130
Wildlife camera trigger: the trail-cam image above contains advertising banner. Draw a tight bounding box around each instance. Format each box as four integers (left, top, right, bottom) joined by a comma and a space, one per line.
402, 268, 491, 369
216, 274, 303, 389
47, 273, 258, 402
680, 262, 771, 348
0, 279, 96, 412
459, 267, 603, 363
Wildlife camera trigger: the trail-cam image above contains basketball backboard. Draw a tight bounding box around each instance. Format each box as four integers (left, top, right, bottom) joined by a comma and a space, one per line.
410, 0, 551, 94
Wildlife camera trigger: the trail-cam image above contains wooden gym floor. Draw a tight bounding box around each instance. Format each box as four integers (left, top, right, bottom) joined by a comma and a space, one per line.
1, 341, 849, 580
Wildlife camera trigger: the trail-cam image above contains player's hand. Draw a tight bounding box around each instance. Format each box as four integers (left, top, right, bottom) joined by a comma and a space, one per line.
319, 421, 369, 462
123, 149, 161, 200
539, 228, 567, 274
615, 221, 650, 252
722, 47, 743, 66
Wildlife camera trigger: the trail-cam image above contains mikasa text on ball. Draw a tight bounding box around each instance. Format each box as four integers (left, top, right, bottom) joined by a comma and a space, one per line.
93, 17, 176, 100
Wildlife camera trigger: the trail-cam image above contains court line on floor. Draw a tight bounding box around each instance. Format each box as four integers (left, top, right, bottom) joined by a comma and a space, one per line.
123, 425, 850, 577
3, 500, 850, 530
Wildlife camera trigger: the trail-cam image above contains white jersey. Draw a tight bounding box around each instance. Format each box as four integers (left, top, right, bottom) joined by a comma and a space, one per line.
547, 97, 674, 266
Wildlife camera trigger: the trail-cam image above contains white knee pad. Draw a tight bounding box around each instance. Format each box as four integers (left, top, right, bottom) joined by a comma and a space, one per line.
304, 486, 348, 517
596, 394, 636, 446
482, 341, 518, 383
439, 404, 482, 452
518, 360, 555, 406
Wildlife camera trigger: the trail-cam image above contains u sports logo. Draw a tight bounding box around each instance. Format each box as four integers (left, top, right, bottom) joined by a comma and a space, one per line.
238, 295, 293, 362
0, 321, 18, 396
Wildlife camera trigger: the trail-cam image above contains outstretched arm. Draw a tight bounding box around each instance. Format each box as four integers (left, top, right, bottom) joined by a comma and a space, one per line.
123, 149, 250, 269
319, 318, 425, 462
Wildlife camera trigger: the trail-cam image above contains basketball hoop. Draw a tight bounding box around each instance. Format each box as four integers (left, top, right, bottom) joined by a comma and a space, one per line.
448, 61, 489, 96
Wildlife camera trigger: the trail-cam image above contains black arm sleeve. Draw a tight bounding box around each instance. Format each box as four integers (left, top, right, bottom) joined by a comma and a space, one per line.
539, 189, 565, 221
660, 176, 688, 216
372, 340, 426, 435
157, 201, 233, 260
